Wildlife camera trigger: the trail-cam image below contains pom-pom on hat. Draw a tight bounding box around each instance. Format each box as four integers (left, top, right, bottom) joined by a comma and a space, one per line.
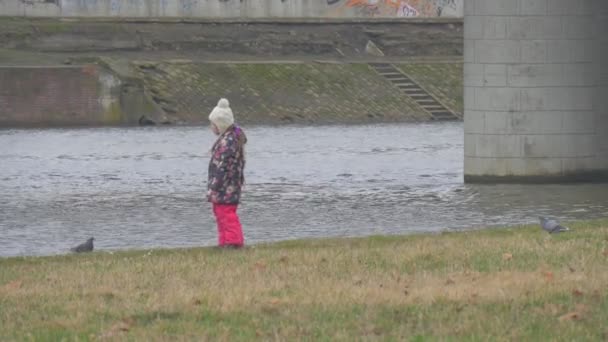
209, 98, 234, 133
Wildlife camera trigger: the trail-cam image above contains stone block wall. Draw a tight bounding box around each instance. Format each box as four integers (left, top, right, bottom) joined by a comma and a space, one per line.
596, 2, 608, 169
0, 65, 162, 127
464, 0, 608, 182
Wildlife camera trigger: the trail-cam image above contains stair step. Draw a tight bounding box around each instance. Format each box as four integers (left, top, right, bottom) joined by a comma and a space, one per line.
430, 111, 456, 117
430, 114, 453, 119
369, 63, 392, 67
374, 66, 398, 71
396, 83, 417, 87
394, 82, 416, 87
369, 62, 460, 121
434, 116, 458, 121
402, 89, 426, 93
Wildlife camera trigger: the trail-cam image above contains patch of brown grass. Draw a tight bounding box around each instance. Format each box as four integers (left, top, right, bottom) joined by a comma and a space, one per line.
1, 219, 607, 340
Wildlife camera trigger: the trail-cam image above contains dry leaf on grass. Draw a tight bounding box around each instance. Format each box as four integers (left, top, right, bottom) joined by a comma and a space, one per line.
558, 304, 588, 322
558, 311, 583, 322
253, 261, 267, 271
99, 318, 135, 339
572, 289, 584, 297
468, 292, 479, 304
2, 280, 23, 291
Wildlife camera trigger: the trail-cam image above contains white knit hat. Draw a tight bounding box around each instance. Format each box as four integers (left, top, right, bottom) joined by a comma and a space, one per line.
208, 98, 234, 133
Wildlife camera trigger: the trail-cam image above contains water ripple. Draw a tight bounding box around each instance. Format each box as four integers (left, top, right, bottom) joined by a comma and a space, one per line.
1, 123, 607, 257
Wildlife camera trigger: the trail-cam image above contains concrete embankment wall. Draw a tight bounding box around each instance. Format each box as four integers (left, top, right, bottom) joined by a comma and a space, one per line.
0, 18, 463, 61
0, 19, 463, 61
0, 65, 164, 127
135, 61, 463, 125
0, 0, 462, 18
0, 61, 463, 127
0, 16, 463, 127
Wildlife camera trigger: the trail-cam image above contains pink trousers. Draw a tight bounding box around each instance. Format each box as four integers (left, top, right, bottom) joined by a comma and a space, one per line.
212, 203, 244, 247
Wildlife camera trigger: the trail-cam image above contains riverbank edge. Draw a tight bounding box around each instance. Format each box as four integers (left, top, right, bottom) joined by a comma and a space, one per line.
0, 59, 464, 128
2, 217, 606, 262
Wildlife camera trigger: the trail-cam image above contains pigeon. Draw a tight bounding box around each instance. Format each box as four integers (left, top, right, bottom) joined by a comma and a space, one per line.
539, 217, 570, 234
71, 237, 95, 253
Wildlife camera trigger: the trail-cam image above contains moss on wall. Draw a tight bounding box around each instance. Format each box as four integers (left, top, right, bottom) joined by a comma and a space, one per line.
134, 61, 463, 124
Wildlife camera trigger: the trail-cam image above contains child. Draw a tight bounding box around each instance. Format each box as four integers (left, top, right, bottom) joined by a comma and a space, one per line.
207, 98, 247, 248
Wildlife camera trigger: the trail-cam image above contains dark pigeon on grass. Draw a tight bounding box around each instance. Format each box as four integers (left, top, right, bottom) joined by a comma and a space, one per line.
71, 237, 95, 253
539, 217, 570, 234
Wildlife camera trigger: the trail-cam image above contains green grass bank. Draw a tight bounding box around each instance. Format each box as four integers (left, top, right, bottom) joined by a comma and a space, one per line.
134, 61, 463, 125
1, 219, 607, 341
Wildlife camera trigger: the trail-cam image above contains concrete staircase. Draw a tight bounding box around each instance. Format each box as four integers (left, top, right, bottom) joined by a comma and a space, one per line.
369, 63, 460, 121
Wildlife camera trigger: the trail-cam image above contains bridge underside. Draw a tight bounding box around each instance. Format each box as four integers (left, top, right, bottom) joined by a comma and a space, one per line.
464, 0, 608, 183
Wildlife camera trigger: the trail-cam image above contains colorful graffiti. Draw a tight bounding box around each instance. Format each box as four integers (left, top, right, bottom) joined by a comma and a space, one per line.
327, 0, 460, 17
7, 0, 461, 18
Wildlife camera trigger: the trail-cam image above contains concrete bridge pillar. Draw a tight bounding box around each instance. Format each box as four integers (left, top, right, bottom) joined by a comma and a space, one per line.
464, 0, 608, 182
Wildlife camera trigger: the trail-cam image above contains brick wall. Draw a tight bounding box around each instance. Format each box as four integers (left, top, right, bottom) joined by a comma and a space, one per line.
0, 66, 107, 127
0, 65, 163, 127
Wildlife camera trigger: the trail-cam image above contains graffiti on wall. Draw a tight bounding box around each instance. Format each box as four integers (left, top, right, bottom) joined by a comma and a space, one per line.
9, 0, 461, 18
326, 0, 459, 17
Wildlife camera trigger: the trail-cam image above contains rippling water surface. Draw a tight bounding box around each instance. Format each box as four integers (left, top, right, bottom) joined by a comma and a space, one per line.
1, 123, 607, 257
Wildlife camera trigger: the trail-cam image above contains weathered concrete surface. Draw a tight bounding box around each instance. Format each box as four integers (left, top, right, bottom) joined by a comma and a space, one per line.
0, 18, 463, 61
0, 60, 463, 127
596, 2, 608, 173
133, 61, 462, 125
464, 0, 608, 183
0, 64, 165, 127
0, 16, 463, 127
1, 0, 463, 18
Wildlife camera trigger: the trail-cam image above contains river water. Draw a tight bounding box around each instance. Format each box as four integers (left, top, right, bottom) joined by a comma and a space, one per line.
1, 123, 607, 257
